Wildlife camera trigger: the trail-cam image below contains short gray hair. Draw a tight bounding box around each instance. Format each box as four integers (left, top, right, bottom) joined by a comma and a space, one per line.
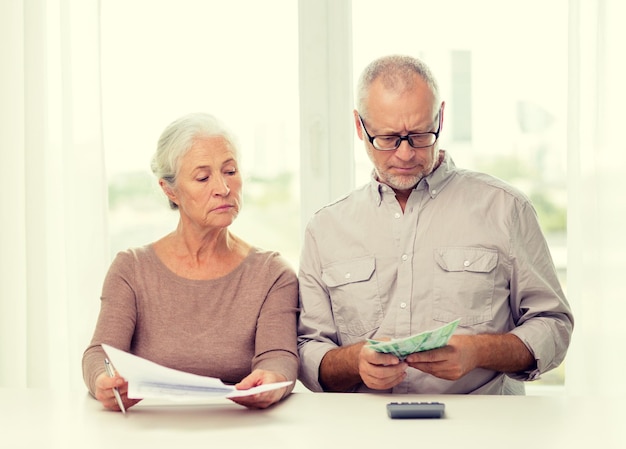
150, 112, 239, 209
356, 54, 440, 118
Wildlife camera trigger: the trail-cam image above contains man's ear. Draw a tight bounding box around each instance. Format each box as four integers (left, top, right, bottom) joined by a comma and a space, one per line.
353, 110, 364, 141
438, 101, 446, 133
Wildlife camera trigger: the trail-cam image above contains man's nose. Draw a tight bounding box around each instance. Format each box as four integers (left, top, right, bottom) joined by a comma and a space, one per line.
394, 140, 415, 160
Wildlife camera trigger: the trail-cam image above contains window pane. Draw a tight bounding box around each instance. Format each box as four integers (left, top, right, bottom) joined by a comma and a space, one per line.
101, 0, 300, 268
353, 0, 568, 387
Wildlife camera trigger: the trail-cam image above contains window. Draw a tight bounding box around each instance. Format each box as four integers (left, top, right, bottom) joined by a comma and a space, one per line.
101, 0, 300, 268
353, 0, 568, 387
102, 0, 568, 389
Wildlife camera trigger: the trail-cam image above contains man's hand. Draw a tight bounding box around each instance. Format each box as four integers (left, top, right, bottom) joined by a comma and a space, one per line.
405, 333, 535, 380
404, 335, 478, 380
319, 341, 408, 392
358, 344, 408, 390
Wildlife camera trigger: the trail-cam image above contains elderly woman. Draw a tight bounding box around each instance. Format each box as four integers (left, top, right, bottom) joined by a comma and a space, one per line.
82, 112, 298, 410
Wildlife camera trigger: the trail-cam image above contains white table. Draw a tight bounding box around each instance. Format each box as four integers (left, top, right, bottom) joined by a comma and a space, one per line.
2, 388, 623, 448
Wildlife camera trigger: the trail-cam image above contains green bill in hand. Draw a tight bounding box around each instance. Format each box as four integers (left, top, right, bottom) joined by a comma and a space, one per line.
367, 318, 461, 359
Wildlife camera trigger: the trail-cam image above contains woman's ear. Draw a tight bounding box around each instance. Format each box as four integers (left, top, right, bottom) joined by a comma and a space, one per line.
159, 179, 177, 204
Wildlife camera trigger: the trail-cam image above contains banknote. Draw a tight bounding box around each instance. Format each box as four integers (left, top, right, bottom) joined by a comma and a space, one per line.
367, 318, 461, 359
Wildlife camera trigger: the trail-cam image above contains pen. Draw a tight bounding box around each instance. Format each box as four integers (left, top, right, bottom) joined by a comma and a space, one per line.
104, 357, 126, 414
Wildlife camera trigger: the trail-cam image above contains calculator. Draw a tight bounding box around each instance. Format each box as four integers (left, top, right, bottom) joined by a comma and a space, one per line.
386, 401, 445, 419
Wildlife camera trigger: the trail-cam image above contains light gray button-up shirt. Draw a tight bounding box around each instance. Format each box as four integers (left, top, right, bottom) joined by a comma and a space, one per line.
297, 152, 573, 394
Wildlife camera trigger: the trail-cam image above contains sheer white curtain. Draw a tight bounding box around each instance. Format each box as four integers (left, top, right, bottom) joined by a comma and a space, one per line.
566, 0, 626, 395
0, 0, 107, 389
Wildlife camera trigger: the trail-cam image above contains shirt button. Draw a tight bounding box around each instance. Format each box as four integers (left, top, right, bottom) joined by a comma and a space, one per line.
432, 189, 437, 195
401, 254, 408, 261
345, 272, 351, 279
463, 260, 470, 267
400, 302, 407, 309
394, 212, 401, 219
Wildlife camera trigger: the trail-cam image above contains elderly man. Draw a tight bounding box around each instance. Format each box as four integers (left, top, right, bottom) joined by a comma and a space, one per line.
297, 54, 573, 395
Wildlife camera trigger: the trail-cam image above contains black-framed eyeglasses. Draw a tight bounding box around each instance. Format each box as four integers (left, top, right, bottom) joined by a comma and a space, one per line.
358, 109, 442, 151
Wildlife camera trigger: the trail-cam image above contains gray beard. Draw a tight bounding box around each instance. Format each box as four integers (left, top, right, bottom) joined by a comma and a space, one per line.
378, 171, 425, 191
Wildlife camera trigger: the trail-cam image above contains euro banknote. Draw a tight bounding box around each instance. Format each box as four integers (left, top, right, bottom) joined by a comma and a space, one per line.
367, 318, 461, 359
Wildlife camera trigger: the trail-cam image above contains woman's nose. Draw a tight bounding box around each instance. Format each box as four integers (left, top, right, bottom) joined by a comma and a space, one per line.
214, 177, 230, 196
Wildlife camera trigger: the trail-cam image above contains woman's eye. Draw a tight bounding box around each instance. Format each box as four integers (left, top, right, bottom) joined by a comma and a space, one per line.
197, 176, 209, 182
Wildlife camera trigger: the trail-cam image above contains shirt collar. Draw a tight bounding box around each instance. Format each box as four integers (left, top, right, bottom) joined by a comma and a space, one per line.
422, 150, 456, 198
368, 150, 457, 205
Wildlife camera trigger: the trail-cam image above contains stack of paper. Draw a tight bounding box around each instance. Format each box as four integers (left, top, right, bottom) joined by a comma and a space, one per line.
102, 344, 292, 401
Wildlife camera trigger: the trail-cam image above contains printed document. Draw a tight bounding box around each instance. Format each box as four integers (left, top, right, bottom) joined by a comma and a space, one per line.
102, 344, 292, 401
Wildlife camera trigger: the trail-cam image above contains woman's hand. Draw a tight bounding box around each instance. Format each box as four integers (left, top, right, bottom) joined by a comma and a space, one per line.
229, 369, 291, 409
94, 371, 142, 412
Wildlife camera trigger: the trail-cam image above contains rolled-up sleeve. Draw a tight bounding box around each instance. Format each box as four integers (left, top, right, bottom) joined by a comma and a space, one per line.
507, 201, 574, 381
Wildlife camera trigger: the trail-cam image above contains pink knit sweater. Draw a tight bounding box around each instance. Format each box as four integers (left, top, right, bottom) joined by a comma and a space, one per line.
82, 245, 299, 397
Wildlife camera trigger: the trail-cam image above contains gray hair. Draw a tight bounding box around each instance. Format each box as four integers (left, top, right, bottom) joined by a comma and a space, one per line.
150, 112, 239, 210
356, 55, 440, 119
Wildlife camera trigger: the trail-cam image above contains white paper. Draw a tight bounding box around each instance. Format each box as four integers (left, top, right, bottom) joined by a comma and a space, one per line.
102, 344, 292, 401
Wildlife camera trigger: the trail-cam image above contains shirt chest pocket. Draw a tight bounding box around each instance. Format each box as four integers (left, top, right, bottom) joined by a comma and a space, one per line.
432, 247, 498, 326
322, 256, 382, 341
